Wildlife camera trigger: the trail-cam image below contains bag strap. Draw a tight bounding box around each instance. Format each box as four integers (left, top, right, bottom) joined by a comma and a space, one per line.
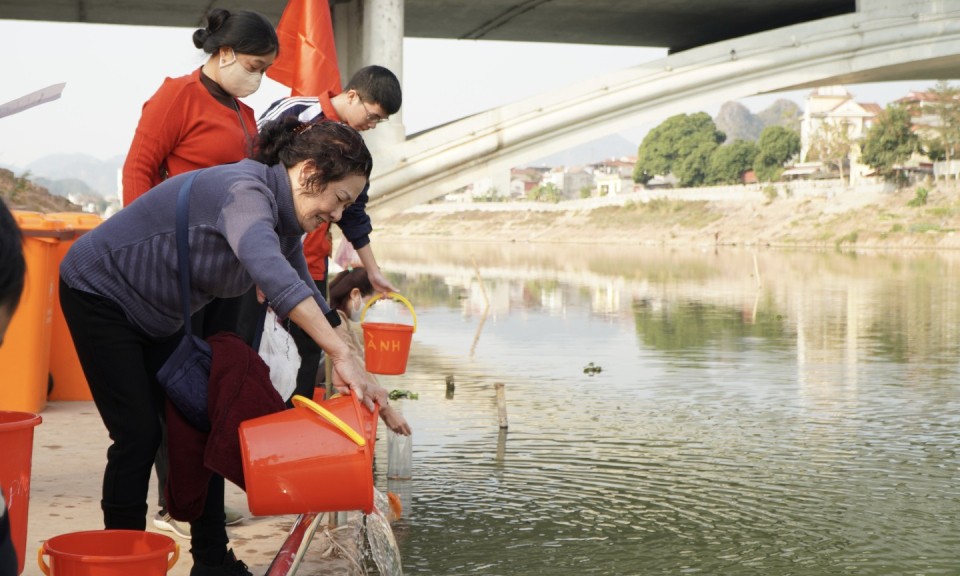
175, 170, 201, 336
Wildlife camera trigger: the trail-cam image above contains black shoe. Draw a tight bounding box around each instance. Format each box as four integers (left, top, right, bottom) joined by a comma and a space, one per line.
189, 549, 252, 576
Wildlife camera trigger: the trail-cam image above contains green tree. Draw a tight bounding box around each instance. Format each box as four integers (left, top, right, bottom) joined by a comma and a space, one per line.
706, 140, 759, 184
923, 80, 960, 181
527, 182, 561, 203
634, 112, 725, 186
753, 125, 800, 182
474, 187, 503, 202
807, 120, 854, 185
861, 104, 918, 184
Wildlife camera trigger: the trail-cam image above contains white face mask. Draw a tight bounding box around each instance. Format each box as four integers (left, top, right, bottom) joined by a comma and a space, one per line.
350, 295, 364, 323
218, 50, 263, 98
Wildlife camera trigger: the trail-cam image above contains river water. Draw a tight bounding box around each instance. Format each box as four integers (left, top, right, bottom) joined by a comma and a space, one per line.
364, 240, 960, 575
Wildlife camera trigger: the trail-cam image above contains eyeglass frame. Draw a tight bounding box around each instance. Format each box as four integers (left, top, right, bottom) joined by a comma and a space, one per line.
357, 94, 388, 124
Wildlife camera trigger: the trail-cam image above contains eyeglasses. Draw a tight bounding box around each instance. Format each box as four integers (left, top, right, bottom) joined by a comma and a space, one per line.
357, 95, 388, 124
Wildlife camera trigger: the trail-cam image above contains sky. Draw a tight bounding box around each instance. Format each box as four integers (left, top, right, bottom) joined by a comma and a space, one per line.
0, 18, 938, 169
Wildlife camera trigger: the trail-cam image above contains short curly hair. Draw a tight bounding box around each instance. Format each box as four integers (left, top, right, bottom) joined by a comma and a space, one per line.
254, 118, 373, 196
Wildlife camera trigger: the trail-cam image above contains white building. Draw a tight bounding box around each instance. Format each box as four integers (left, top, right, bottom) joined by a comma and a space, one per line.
800, 85, 881, 184
591, 157, 636, 196
541, 166, 595, 199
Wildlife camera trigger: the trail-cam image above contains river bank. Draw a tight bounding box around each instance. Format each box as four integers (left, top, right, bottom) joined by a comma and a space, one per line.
373, 183, 960, 251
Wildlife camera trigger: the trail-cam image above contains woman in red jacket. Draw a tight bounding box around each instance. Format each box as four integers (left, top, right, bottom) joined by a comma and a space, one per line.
122, 8, 277, 204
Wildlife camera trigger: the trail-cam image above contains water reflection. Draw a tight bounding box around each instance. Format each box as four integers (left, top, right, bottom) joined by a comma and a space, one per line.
369, 241, 960, 575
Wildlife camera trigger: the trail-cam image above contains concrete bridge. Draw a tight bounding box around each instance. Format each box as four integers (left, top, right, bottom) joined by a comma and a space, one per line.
369, 0, 960, 217
6, 0, 959, 216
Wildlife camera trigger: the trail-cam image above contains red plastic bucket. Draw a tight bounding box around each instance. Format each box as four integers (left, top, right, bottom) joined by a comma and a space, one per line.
37, 530, 178, 576
0, 410, 42, 575
240, 394, 379, 516
360, 293, 417, 375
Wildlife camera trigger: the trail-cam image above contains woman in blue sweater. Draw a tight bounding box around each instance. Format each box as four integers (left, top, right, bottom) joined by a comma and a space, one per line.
59, 119, 388, 576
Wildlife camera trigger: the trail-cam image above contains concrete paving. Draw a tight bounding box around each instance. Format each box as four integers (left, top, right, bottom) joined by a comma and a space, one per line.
18, 401, 363, 576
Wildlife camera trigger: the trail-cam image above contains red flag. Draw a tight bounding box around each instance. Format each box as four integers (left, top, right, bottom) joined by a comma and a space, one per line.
267, 0, 342, 97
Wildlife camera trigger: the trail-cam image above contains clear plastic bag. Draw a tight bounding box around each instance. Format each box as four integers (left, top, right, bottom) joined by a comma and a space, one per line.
334, 238, 362, 270
257, 308, 301, 401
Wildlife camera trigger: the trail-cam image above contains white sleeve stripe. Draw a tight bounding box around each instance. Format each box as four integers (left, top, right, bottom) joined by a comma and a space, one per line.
297, 103, 323, 123
257, 97, 322, 130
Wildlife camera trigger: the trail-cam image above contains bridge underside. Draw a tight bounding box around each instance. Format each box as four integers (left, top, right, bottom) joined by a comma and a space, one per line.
4, 0, 854, 52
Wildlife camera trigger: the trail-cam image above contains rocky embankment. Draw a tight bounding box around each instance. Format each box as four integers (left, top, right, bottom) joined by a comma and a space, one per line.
374, 185, 960, 251
0, 168, 81, 213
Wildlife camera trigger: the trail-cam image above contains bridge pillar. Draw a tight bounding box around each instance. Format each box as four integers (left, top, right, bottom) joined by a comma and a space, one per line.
332, 0, 364, 86
363, 0, 406, 155
332, 0, 406, 159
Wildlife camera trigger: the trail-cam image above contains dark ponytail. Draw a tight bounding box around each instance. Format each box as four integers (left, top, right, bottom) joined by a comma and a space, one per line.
192, 8, 278, 56
328, 267, 374, 314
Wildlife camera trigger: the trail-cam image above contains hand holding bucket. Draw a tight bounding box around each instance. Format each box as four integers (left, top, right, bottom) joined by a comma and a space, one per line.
359, 292, 417, 375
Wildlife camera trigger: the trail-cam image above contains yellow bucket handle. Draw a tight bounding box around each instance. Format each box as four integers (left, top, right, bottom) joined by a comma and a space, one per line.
37, 546, 49, 575
168, 543, 180, 570
359, 292, 417, 333
291, 394, 366, 447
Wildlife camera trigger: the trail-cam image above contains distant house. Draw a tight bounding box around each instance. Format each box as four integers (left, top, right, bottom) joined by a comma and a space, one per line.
780, 162, 826, 181
591, 156, 637, 196
800, 85, 880, 184
645, 174, 678, 189
541, 166, 595, 199
509, 167, 545, 199
896, 90, 956, 178
896, 90, 942, 120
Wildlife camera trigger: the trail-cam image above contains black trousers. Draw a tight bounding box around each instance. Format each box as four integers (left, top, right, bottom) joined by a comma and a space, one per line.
0, 498, 16, 576
285, 277, 328, 404
59, 279, 229, 565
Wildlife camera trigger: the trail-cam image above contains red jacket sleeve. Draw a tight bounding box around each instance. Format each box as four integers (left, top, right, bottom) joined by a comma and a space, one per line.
122, 77, 188, 206
303, 223, 332, 281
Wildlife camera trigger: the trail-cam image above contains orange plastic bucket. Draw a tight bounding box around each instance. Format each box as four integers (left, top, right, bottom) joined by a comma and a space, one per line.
38, 530, 178, 575
360, 292, 417, 375
47, 212, 103, 401
240, 394, 379, 516
0, 410, 42, 575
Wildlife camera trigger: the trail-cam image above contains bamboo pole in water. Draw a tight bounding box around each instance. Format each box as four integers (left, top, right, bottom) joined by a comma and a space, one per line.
470, 257, 490, 357
495, 383, 508, 429
495, 428, 507, 465
753, 252, 762, 289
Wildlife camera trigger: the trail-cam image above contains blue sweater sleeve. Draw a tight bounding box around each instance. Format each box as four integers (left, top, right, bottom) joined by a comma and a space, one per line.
337, 183, 372, 249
